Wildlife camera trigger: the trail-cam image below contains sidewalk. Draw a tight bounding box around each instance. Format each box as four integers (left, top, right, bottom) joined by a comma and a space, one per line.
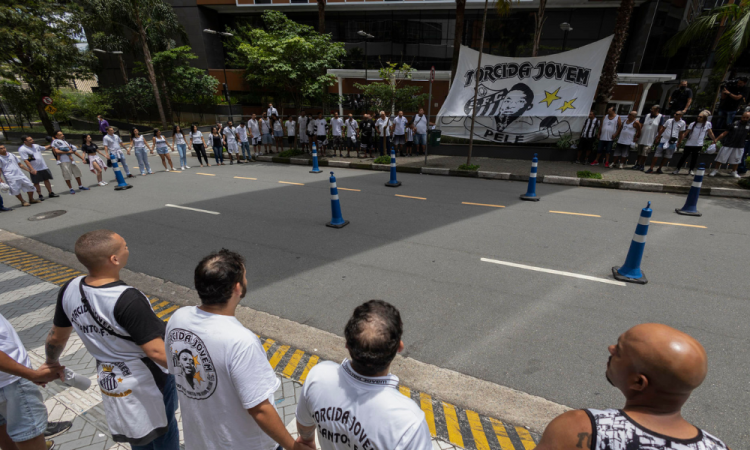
0, 259, 466, 450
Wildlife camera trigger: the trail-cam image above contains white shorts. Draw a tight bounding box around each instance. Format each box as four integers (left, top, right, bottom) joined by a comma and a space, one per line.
251, 136, 262, 146
226, 141, 238, 153
299, 134, 309, 144
60, 161, 82, 181
714, 146, 744, 165
7, 176, 35, 196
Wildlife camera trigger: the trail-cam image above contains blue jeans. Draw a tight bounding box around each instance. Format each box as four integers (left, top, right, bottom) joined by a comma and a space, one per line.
0, 378, 47, 442
176, 144, 187, 167
212, 146, 224, 163
134, 147, 151, 174
131, 375, 179, 450
738, 140, 750, 174
240, 141, 251, 159
111, 151, 131, 176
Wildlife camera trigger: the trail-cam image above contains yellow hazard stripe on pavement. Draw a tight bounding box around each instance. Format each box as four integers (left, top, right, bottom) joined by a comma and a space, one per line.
0, 243, 539, 450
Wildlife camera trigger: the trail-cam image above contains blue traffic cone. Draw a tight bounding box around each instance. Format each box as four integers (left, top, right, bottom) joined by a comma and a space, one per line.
520, 153, 540, 201
612, 201, 652, 285
110, 153, 133, 191
310, 142, 322, 174
385, 147, 401, 187
326, 172, 349, 228
675, 163, 704, 217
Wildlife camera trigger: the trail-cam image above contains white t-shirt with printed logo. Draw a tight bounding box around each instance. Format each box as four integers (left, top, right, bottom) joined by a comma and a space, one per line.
0, 313, 30, 389
166, 306, 280, 450
315, 119, 328, 136
18, 144, 49, 171
296, 359, 432, 450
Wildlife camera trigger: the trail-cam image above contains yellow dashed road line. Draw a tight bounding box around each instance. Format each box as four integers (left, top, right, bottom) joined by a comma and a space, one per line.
549, 210, 601, 218
651, 220, 706, 228
395, 194, 426, 200
462, 202, 505, 208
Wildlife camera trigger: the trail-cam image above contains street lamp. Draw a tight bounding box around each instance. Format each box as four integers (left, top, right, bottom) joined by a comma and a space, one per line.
560, 22, 573, 51
357, 30, 374, 80
204, 29, 235, 121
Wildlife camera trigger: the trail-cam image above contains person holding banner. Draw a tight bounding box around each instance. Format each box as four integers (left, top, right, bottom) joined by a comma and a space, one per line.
575, 111, 599, 165
589, 107, 620, 168
646, 111, 686, 174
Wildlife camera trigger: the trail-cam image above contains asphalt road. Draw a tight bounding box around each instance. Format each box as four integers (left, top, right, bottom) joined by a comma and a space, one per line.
2, 159, 748, 447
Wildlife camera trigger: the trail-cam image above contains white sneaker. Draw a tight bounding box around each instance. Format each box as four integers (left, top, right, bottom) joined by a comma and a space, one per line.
731, 171, 740, 178
619, 163, 624, 169
185, 166, 190, 169
688, 170, 695, 176
709, 169, 718, 177
148, 171, 154, 174
181, 166, 185, 171
102, 181, 108, 185
98, 181, 105, 186
672, 169, 680, 175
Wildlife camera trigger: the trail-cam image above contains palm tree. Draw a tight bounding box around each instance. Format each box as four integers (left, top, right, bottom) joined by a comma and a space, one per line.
595, 0, 635, 110
80, 0, 185, 128
666, 1, 750, 109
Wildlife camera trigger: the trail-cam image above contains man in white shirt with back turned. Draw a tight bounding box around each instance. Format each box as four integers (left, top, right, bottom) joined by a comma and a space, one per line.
295, 300, 432, 450
330, 112, 345, 157
166, 249, 313, 450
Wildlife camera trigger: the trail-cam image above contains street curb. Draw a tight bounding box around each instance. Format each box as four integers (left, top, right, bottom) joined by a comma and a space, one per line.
239, 155, 750, 199
0, 234, 558, 448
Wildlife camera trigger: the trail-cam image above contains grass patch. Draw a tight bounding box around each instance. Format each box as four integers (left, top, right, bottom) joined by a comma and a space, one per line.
457, 164, 480, 171
373, 155, 391, 164
278, 148, 304, 158
739, 177, 750, 190
577, 170, 603, 179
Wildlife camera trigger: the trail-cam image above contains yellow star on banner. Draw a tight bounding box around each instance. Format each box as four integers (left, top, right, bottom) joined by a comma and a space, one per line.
557, 98, 577, 113
539, 88, 561, 107
193, 355, 200, 366
193, 371, 203, 384
118, 378, 123, 383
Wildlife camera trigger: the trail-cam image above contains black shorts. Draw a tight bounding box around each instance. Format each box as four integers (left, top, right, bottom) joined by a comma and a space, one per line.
30, 168, 53, 184
317, 135, 327, 143
288, 136, 295, 145
578, 137, 595, 152
360, 135, 373, 146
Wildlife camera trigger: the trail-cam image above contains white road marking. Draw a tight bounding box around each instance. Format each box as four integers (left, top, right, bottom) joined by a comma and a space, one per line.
165, 204, 220, 215
480, 258, 626, 286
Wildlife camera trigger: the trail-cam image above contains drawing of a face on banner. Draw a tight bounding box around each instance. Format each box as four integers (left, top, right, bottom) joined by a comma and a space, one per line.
438, 37, 612, 144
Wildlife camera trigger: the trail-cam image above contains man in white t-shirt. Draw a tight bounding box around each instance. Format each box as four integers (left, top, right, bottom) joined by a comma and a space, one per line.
411, 108, 432, 155
19, 135, 59, 199
285, 116, 297, 148
646, 111, 687, 174
297, 111, 310, 152
375, 111, 392, 157
295, 300, 432, 450
53, 130, 91, 193
248, 114, 262, 158
330, 112, 345, 157
0, 144, 41, 206
236, 122, 251, 163
260, 113, 273, 155
103, 127, 132, 178
315, 113, 328, 155
223, 120, 240, 165
267, 103, 278, 118
344, 114, 359, 158
0, 313, 64, 450
392, 111, 409, 157
166, 249, 313, 450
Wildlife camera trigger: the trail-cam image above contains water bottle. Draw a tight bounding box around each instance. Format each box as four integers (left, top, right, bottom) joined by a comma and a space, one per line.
58, 368, 92, 391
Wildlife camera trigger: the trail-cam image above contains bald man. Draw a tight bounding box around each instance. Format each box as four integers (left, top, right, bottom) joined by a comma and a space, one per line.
535, 324, 730, 450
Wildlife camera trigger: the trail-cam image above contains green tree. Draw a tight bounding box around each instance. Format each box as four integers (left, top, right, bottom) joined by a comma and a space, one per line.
0, 0, 96, 135
79, 0, 186, 128
51, 90, 113, 122
182, 74, 220, 125
105, 77, 156, 123
354, 63, 429, 115
666, 2, 750, 111
0, 83, 37, 130
229, 11, 346, 114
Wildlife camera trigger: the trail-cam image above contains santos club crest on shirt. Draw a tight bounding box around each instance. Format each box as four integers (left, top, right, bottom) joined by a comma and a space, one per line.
97, 361, 133, 397
167, 328, 217, 400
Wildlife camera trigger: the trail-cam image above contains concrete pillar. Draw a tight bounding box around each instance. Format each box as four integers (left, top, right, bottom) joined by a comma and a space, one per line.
338, 77, 344, 116
637, 82, 653, 115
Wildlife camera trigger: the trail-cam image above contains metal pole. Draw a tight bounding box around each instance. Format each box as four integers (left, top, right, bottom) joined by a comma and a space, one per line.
562, 30, 568, 51
467, 0, 490, 166
425, 75, 433, 166
365, 39, 368, 81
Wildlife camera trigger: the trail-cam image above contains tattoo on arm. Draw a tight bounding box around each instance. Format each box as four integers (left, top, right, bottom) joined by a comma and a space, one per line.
45, 328, 65, 363
576, 432, 591, 449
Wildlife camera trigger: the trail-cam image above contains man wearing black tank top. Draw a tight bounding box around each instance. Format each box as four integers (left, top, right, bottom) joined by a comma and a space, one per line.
535, 323, 730, 450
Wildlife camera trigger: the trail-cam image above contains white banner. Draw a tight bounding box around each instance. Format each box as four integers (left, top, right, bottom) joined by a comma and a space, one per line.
437, 36, 613, 144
